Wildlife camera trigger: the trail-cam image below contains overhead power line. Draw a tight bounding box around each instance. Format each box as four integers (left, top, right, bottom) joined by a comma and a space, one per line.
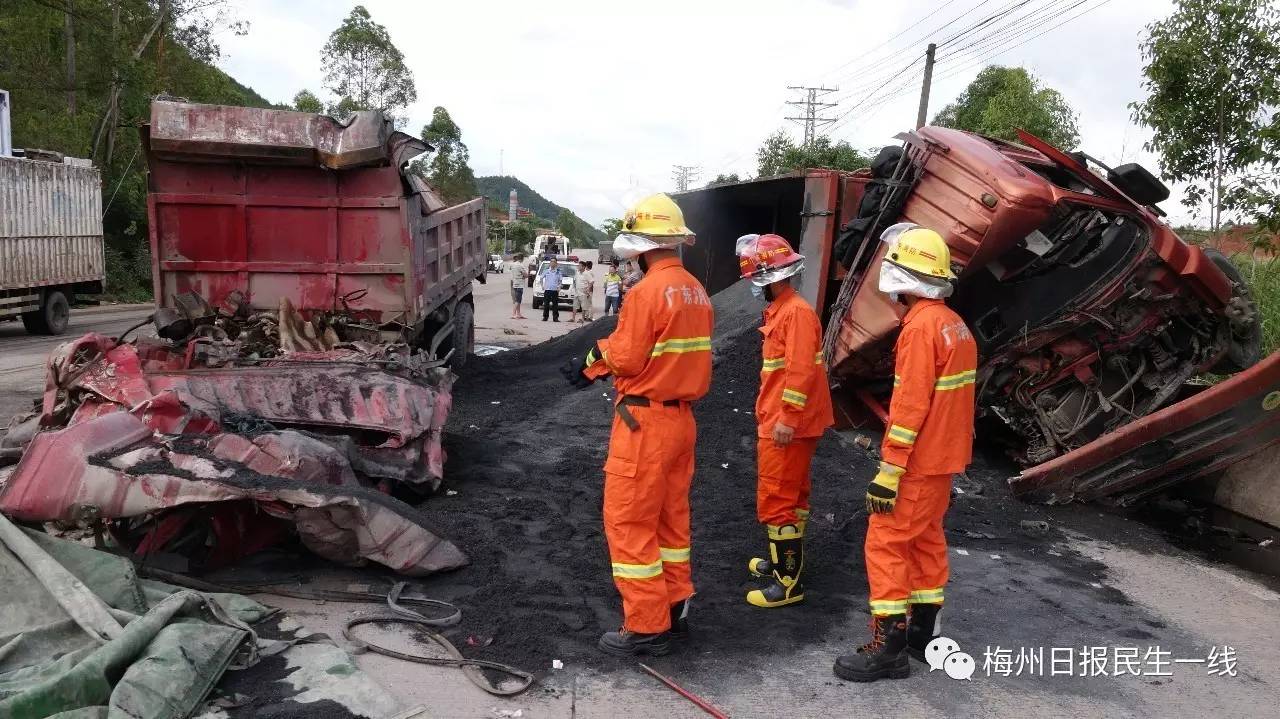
931, 0, 1117, 85
935, 0, 1078, 67
819, 0, 967, 79
829, 0, 1116, 137
935, 0, 1034, 48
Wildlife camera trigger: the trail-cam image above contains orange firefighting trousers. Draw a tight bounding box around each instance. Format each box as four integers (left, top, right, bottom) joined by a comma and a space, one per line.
865, 472, 951, 615
603, 401, 696, 634
756, 437, 818, 527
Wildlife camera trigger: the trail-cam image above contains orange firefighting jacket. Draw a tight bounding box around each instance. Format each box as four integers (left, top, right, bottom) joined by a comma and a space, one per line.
756, 284, 834, 439
593, 256, 714, 402
882, 298, 977, 474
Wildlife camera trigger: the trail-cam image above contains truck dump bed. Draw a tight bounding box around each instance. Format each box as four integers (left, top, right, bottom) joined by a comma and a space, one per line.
144, 101, 485, 341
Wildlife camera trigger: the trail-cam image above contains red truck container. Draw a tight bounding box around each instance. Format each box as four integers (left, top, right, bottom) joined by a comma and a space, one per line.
675, 126, 1277, 505
143, 101, 486, 365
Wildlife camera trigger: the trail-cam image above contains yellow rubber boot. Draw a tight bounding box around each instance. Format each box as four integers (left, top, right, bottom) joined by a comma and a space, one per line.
746, 525, 805, 608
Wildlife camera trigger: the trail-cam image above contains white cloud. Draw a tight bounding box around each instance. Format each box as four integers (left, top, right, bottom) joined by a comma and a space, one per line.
217, 0, 1193, 226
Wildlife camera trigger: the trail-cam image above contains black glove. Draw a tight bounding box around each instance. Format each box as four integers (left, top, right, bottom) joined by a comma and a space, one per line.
561, 341, 606, 389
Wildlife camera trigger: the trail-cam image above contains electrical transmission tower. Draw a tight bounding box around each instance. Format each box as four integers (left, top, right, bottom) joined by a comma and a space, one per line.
672, 164, 701, 192
785, 85, 839, 145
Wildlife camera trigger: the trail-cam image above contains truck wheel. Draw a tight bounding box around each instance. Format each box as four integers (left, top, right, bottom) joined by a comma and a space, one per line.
1205, 248, 1263, 373
447, 301, 474, 369
21, 290, 70, 335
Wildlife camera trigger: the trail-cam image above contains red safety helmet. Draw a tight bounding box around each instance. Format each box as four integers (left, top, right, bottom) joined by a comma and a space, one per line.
737, 233, 805, 285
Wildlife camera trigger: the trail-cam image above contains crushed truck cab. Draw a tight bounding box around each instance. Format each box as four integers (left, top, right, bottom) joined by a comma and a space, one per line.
674, 126, 1273, 504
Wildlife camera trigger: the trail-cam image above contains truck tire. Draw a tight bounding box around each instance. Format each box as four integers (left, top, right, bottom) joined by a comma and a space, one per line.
446, 301, 474, 369
1205, 248, 1263, 374
21, 290, 70, 335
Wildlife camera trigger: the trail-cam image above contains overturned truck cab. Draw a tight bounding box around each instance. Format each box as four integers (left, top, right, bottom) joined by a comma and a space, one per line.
674, 125, 1274, 504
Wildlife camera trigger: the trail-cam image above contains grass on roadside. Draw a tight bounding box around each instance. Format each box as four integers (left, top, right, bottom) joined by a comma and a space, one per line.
1233, 255, 1280, 357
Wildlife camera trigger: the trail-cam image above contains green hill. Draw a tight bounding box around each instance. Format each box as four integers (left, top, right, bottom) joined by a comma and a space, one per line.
476, 175, 605, 247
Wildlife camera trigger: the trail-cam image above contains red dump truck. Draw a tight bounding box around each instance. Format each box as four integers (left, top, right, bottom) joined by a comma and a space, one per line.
676, 126, 1279, 506
144, 100, 486, 365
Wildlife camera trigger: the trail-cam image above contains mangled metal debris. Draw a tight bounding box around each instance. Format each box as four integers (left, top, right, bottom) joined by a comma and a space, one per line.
0, 293, 465, 575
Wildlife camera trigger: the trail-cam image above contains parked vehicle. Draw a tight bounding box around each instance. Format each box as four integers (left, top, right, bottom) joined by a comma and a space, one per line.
532, 233, 570, 260
674, 125, 1275, 505
0, 90, 105, 335
530, 259, 577, 310
144, 100, 486, 367
489, 254, 505, 273
598, 240, 616, 266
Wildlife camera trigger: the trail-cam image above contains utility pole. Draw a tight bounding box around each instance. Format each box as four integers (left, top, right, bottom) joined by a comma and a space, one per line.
785, 85, 839, 145
672, 164, 701, 192
916, 43, 937, 129
64, 1, 76, 115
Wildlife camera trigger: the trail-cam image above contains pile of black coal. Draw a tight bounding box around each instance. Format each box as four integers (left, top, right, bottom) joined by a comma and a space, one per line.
427, 278, 877, 671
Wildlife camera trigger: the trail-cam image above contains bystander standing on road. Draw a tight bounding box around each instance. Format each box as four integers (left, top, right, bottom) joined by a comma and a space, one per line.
507, 253, 528, 319
539, 258, 564, 322
573, 260, 595, 323
603, 264, 622, 316
620, 261, 643, 310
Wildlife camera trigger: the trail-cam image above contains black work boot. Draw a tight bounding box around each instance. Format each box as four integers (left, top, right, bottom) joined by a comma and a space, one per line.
746, 526, 805, 608
669, 599, 690, 640
906, 603, 942, 662
598, 628, 672, 657
833, 615, 911, 682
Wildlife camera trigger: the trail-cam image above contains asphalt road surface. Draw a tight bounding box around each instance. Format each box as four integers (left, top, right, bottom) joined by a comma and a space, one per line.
0, 305, 153, 422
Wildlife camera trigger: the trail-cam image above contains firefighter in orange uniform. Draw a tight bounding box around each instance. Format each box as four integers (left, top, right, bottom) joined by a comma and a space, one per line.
562, 193, 713, 656
834, 224, 977, 683
735, 234, 833, 608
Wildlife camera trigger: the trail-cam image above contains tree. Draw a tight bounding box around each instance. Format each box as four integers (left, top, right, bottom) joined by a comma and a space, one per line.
1, 0, 270, 300
1131, 0, 1280, 241
320, 5, 416, 125
418, 106, 477, 205
292, 89, 323, 114
599, 218, 624, 237
757, 130, 797, 177
507, 220, 537, 253
933, 66, 1080, 150
757, 130, 872, 177
706, 173, 740, 187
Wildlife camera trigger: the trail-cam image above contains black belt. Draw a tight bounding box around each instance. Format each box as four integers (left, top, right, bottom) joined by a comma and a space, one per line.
615, 395, 685, 430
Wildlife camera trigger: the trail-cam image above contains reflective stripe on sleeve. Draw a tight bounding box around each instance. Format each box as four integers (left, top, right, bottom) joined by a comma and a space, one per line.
934, 370, 976, 391
611, 560, 663, 579
887, 424, 918, 445
659, 546, 690, 563
814, 352, 825, 365
781, 389, 807, 407
650, 336, 712, 357
893, 374, 901, 388
762, 357, 785, 372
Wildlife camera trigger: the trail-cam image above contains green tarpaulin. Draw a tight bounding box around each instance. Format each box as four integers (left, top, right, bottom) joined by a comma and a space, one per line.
0, 520, 273, 719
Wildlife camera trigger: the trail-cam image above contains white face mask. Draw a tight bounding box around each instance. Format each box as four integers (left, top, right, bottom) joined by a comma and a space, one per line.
878, 261, 954, 299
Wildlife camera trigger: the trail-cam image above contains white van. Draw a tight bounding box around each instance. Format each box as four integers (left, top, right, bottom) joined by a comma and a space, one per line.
531, 233, 570, 260
531, 259, 577, 310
